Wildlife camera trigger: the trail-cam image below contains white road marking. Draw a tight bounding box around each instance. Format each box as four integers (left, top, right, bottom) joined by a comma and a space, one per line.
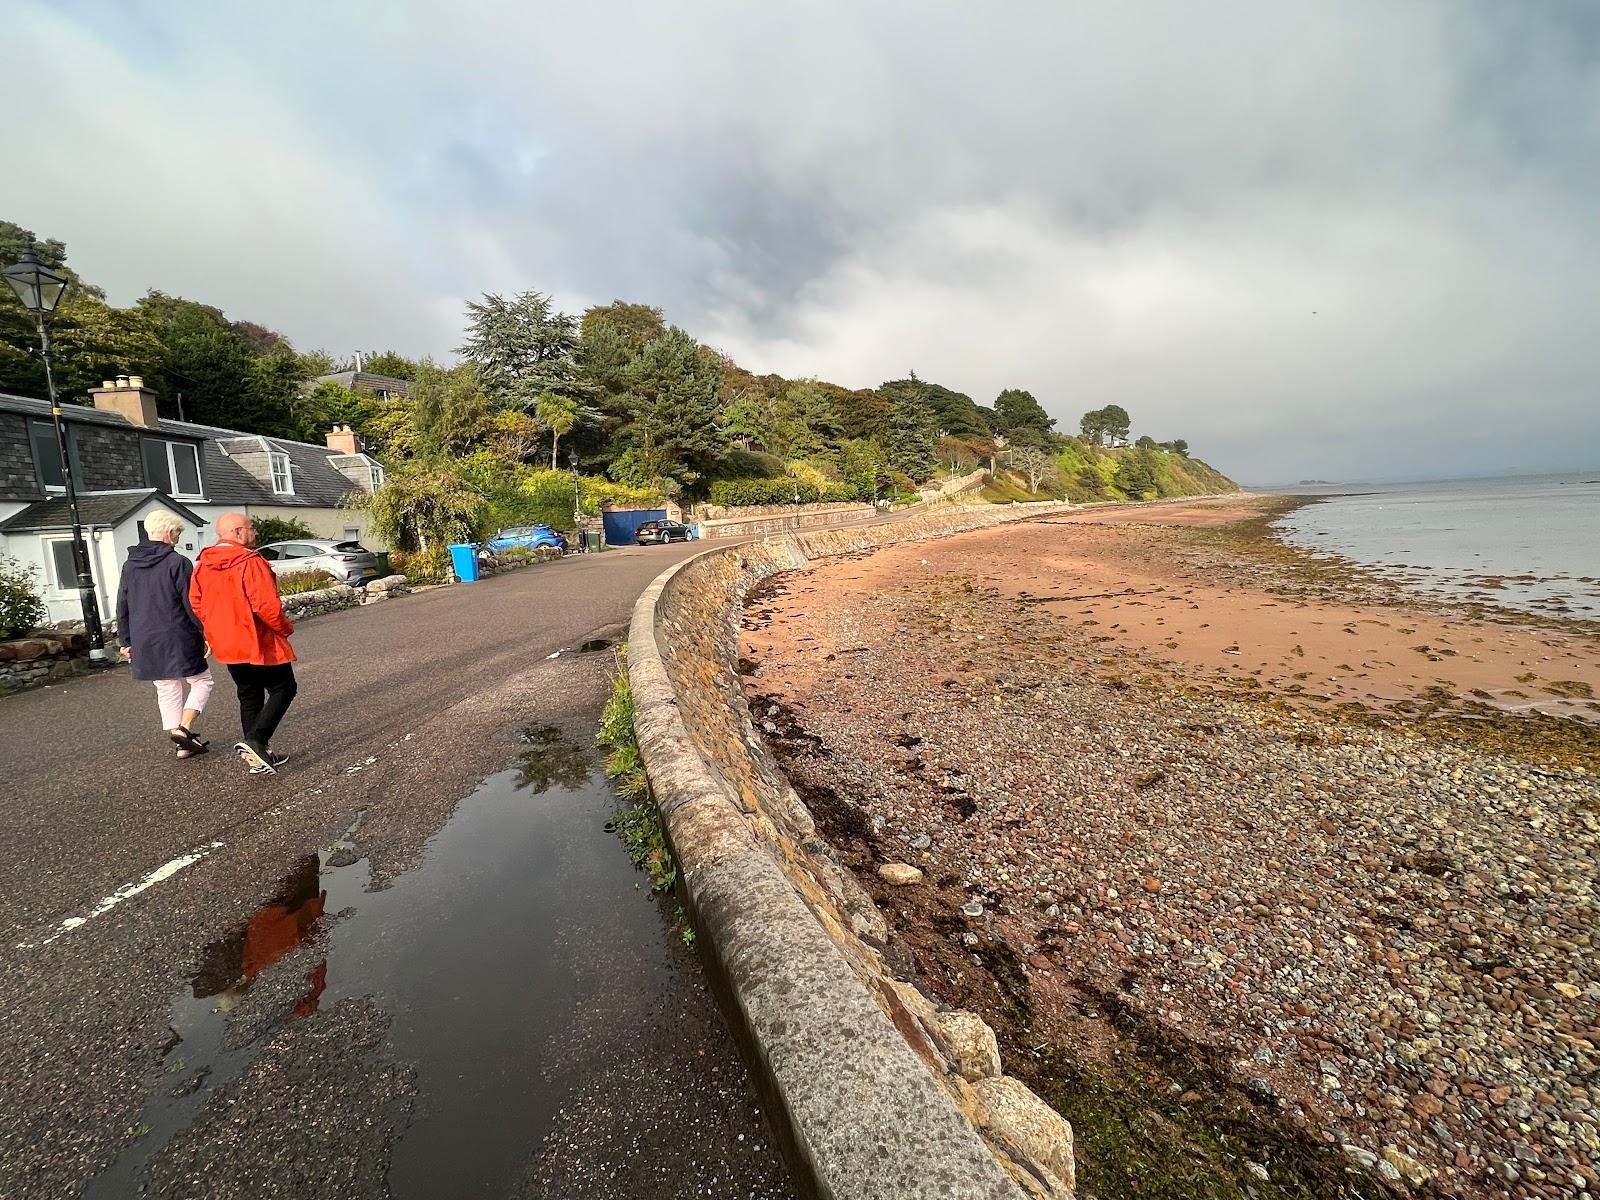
15, 841, 224, 949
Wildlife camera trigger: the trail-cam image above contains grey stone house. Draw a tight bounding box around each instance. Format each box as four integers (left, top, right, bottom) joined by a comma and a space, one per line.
0, 376, 388, 623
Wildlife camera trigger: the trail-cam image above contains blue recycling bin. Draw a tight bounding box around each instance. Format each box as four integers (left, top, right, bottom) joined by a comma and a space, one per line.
448, 543, 480, 583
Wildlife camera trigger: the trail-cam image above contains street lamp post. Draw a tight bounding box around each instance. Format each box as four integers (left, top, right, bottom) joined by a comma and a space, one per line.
3, 246, 109, 661
570, 451, 582, 550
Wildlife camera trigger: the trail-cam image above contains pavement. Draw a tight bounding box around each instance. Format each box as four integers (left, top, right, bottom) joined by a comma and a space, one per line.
0, 543, 798, 1199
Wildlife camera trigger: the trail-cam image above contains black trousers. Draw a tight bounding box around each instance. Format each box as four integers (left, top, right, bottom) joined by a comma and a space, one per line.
225, 663, 298, 751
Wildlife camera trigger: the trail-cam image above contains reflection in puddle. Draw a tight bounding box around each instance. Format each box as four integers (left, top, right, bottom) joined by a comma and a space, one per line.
89, 722, 696, 1200
191, 854, 328, 1018
516, 723, 592, 795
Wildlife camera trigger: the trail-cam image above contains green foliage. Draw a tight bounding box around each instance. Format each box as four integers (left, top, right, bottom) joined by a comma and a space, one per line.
0, 556, 47, 639
581, 301, 665, 355
357, 350, 418, 379
880, 375, 989, 438
1136, 435, 1158, 449
251, 515, 316, 546
710, 448, 788, 480
534, 391, 580, 467
597, 649, 646, 798
839, 438, 890, 499
596, 649, 678, 892
709, 478, 858, 507
773, 382, 842, 460
458, 290, 579, 406
363, 461, 485, 551
611, 327, 726, 491
1116, 451, 1160, 499
276, 569, 339, 595
390, 546, 451, 585
994, 388, 1055, 437
293, 380, 375, 443
1080, 404, 1132, 446
887, 390, 939, 481
411, 362, 494, 459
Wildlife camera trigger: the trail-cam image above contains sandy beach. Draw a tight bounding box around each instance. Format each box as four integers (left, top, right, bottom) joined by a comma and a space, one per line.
741, 496, 1599, 1199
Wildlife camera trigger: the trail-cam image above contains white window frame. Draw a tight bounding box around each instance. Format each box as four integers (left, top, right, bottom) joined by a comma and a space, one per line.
270, 451, 294, 495
42, 536, 81, 594
369, 459, 385, 488
162, 440, 204, 499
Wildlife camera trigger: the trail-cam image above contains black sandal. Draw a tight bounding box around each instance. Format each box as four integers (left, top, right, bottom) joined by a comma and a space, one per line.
169, 727, 209, 754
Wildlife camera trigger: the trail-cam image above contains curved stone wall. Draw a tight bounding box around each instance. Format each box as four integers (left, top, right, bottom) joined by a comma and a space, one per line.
628, 503, 1078, 1200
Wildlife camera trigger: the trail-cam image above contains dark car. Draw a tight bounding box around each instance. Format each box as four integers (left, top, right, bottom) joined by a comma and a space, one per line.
634, 520, 696, 545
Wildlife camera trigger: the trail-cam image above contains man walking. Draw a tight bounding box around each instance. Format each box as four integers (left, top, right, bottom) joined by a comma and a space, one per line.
189, 511, 297, 774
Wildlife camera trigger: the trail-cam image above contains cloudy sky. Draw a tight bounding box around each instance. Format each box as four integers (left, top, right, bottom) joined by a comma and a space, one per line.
8, 1, 1599, 483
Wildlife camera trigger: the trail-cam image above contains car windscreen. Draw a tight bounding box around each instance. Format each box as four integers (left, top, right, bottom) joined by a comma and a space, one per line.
333, 541, 368, 553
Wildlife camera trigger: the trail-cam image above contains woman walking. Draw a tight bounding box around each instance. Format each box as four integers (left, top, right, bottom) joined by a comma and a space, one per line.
116, 509, 212, 758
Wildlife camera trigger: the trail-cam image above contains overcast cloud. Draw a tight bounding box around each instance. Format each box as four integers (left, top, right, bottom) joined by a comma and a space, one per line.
8, 1, 1599, 482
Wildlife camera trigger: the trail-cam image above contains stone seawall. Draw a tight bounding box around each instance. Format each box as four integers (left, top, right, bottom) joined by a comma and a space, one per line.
628, 502, 1079, 1200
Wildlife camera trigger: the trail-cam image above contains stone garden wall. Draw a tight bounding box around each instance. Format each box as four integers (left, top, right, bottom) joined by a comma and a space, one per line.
628, 501, 1079, 1200
0, 629, 93, 693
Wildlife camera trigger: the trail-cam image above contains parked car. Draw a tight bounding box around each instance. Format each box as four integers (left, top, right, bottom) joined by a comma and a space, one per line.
485, 524, 569, 553
258, 539, 382, 585
634, 520, 696, 545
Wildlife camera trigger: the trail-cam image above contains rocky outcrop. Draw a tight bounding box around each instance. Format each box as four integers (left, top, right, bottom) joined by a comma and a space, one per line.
628, 500, 1076, 1200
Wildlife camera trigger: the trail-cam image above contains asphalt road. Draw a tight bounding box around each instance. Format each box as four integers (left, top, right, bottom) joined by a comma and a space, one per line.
0, 543, 797, 1199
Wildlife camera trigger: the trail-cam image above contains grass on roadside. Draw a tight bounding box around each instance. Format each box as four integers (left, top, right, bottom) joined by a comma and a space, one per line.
597, 647, 678, 896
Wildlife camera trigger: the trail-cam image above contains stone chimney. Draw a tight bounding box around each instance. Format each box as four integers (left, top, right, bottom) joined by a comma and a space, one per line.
90, 375, 160, 428
325, 424, 362, 455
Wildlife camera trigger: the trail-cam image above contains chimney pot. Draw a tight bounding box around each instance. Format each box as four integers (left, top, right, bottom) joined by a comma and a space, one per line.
102, 380, 115, 389
115, 375, 130, 388
128, 375, 144, 389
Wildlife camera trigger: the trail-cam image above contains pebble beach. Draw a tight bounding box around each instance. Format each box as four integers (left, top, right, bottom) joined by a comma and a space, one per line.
741, 496, 1599, 1199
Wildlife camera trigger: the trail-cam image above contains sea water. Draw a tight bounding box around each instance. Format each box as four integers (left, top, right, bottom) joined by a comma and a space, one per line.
1273, 474, 1600, 619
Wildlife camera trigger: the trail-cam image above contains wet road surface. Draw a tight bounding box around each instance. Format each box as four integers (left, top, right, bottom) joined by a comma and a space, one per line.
0, 545, 797, 1199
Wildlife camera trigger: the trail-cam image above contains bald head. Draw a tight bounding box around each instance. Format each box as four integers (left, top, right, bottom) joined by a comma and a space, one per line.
216, 512, 256, 547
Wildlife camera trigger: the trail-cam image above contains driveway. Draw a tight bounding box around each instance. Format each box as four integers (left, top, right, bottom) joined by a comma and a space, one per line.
0, 544, 796, 1199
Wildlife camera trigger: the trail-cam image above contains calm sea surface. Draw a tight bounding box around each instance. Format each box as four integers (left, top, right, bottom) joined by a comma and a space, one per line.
1272, 474, 1600, 618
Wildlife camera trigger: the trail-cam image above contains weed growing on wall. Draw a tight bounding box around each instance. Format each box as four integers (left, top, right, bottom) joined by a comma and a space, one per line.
597, 646, 677, 894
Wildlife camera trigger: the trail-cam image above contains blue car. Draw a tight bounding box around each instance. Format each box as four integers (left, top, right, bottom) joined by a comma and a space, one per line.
485, 524, 569, 553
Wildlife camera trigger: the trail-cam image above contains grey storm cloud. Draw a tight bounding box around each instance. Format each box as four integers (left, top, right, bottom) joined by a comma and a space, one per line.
7, 0, 1599, 483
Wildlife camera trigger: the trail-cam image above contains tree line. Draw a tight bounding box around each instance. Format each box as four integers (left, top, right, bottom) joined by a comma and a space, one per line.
1, 218, 1219, 539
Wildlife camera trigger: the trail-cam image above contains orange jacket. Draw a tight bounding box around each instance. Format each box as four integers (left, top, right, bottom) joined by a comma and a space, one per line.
189, 541, 297, 666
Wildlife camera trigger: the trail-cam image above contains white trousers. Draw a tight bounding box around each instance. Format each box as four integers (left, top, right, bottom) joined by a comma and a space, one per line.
153, 671, 214, 730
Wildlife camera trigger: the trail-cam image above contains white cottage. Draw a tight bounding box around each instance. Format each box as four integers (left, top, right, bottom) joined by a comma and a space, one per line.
0, 378, 388, 625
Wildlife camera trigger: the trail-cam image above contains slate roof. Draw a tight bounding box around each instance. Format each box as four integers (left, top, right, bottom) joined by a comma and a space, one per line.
0, 490, 206, 533
311, 371, 411, 398
0, 393, 379, 510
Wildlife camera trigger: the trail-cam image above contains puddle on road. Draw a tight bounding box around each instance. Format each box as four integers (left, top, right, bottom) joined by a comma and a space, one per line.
86, 727, 765, 1199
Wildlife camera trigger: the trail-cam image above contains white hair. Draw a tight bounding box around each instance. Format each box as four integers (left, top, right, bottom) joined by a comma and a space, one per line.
144, 509, 186, 539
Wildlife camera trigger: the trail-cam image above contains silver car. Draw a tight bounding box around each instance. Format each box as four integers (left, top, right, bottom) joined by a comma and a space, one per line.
258, 539, 381, 585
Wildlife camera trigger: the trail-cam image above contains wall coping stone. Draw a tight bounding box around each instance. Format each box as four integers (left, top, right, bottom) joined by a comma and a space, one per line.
629, 500, 1076, 1200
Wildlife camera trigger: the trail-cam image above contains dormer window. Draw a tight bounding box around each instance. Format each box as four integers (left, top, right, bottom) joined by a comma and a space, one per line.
141, 437, 204, 499
270, 451, 293, 495
370, 461, 385, 487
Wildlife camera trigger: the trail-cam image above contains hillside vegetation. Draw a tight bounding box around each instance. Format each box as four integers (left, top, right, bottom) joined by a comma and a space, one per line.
2, 218, 1238, 544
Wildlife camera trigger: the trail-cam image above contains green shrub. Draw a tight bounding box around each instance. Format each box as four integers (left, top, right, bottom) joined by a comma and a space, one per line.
390, 546, 451, 585
277, 569, 340, 596
0, 556, 47, 640
251, 515, 316, 546
708, 478, 860, 507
